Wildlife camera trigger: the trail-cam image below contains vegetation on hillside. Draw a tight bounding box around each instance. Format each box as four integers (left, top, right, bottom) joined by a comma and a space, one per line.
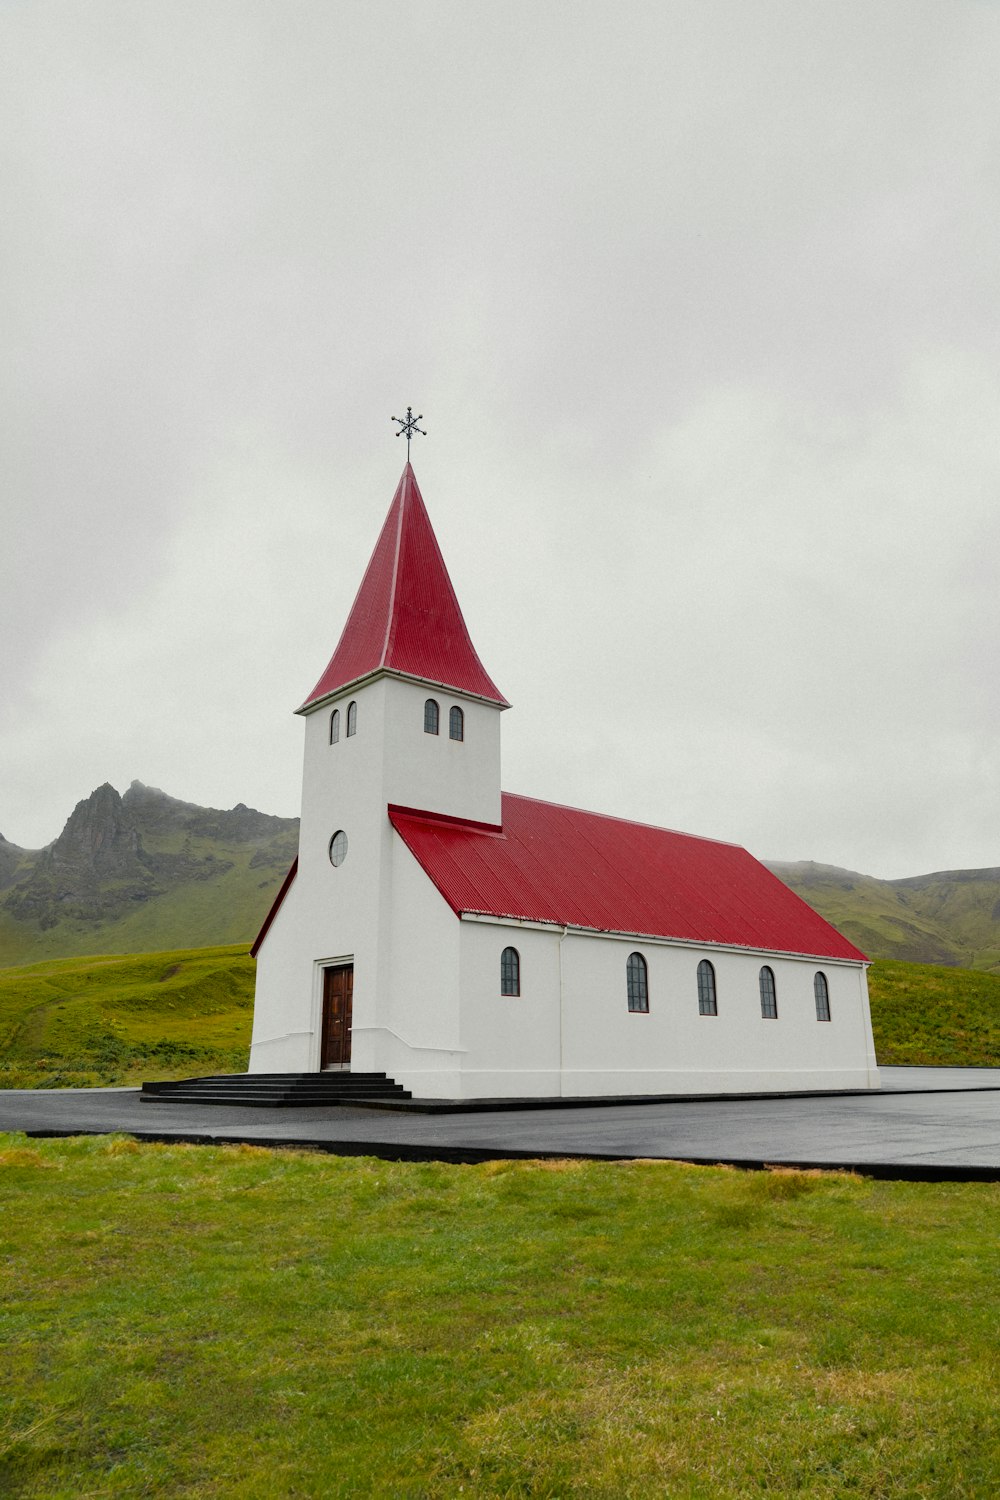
1, 1140, 996, 1497
867, 959, 1000, 1067
770, 860, 1000, 972
0, 945, 253, 1089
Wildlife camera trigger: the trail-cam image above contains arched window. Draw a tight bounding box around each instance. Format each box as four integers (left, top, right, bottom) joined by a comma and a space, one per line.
500, 946, 520, 996
697, 958, 717, 1015
814, 971, 831, 1022
759, 965, 777, 1019
424, 699, 439, 735
346, 700, 357, 737
449, 705, 464, 742
329, 708, 340, 745
626, 952, 649, 1012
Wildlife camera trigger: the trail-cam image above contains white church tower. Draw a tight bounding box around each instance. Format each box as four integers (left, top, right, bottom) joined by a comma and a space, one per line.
248, 462, 509, 1077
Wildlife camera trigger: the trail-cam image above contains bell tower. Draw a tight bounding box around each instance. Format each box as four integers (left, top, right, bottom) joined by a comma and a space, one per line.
249, 460, 508, 1074
296, 460, 508, 826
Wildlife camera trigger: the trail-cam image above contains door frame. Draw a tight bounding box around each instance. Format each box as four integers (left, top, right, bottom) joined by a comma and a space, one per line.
313, 955, 354, 1072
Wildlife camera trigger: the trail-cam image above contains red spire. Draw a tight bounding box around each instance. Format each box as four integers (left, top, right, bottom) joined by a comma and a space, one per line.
299, 464, 508, 711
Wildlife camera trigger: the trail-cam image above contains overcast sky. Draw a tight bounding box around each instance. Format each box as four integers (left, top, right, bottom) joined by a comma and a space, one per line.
3, 1, 999, 878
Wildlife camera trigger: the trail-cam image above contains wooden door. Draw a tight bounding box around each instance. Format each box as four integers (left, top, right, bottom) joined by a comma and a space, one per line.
321, 965, 354, 1068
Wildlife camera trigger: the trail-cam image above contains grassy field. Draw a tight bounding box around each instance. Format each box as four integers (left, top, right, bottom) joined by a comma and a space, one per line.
0, 945, 253, 1089
1, 1138, 996, 1498
0, 947, 997, 1089
868, 959, 1000, 1067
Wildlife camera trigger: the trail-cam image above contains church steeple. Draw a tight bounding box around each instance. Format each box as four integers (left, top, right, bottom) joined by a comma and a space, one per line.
299, 464, 508, 713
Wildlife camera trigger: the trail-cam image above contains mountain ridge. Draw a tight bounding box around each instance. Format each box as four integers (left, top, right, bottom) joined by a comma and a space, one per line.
0, 781, 298, 967
2, 783, 999, 972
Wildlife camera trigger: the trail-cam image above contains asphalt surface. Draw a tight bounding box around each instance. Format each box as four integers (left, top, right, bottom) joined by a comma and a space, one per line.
2, 1067, 998, 1179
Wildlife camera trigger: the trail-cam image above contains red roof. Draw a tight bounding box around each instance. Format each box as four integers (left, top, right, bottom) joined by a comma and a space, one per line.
300, 464, 508, 710
388, 794, 867, 962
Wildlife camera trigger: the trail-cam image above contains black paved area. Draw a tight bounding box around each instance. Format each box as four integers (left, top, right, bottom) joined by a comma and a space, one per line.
2, 1068, 998, 1179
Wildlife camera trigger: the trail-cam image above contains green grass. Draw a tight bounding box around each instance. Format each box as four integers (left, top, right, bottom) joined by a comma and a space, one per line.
0, 945, 253, 1089
0, 1138, 996, 1497
868, 959, 1000, 1067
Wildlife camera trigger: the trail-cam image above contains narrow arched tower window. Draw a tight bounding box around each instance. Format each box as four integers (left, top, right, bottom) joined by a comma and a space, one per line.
759, 966, 777, 1019
626, 952, 649, 1012
814, 971, 831, 1021
449, 705, 464, 742
329, 709, 340, 745
697, 959, 717, 1015
346, 700, 357, 737
424, 699, 439, 735
500, 946, 520, 996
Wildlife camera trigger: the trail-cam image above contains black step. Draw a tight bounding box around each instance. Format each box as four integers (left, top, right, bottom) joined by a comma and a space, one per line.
140, 1071, 411, 1107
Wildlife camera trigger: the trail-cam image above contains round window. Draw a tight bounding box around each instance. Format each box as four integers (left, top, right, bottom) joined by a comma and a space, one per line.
328, 830, 348, 867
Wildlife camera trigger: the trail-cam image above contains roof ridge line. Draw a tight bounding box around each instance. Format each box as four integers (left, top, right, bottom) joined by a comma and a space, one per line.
501, 790, 744, 850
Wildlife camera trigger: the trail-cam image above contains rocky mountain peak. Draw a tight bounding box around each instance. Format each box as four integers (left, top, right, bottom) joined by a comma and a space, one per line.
2, 783, 157, 932
45, 783, 144, 880
1, 777, 299, 952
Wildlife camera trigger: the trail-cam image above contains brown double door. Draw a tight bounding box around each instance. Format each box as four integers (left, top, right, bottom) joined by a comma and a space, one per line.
321, 964, 354, 1069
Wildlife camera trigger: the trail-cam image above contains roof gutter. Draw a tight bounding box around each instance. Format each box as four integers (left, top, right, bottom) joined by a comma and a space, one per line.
458, 911, 868, 966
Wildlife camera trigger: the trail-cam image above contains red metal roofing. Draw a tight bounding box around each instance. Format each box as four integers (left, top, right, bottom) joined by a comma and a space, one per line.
388, 794, 868, 961
301, 464, 508, 710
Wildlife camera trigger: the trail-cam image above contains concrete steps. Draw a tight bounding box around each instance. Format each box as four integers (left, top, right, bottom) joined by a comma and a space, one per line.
139, 1071, 411, 1108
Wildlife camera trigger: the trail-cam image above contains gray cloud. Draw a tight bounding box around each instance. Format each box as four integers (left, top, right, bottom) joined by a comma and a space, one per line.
3, 1, 999, 877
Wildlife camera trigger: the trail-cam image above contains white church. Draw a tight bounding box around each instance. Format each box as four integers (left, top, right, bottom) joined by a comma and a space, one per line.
249, 461, 879, 1099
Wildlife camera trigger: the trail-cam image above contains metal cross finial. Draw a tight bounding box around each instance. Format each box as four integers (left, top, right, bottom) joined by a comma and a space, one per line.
391, 406, 426, 461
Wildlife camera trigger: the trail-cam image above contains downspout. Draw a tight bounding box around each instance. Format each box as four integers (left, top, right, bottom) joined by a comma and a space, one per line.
558, 926, 569, 1098
861, 961, 879, 1088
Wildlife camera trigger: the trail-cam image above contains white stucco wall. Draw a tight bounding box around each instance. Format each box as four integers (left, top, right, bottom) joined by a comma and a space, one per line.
248, 878, 319, 1072
449, 918, 878, 1098
353, 831, 464, 1094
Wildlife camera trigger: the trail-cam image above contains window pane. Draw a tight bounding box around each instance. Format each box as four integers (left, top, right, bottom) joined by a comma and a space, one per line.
424, 699, 439, 734
500, 946, 520, 996
328, 830, 348, 867
626, 952, 649, 1012
814, 971, 831, 1021
697, 959, 717, 1015
759, 966, 777, 1019
449, 705, 464, 741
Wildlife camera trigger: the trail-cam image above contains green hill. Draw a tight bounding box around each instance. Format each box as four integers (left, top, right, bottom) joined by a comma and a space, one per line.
867, 959, 999, 1066
0, 944, 254, 1088
0, 946, 994, 1090
767, 860, 1000, 973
